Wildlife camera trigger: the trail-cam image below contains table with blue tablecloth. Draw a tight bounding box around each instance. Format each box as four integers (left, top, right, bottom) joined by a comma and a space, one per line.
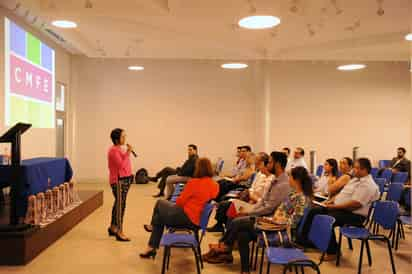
0, 157, 73, 218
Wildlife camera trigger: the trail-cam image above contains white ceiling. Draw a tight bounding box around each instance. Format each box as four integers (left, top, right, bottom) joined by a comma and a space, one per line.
2, 0, 411, 61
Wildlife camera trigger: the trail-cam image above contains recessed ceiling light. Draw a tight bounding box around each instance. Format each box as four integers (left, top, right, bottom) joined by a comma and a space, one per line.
337, 64, 366, 71
238, 15, 280, 29
51, 20, 77, 28
405, 33, 412, 41
128, 66, 144, 71
221, 63, 248, 69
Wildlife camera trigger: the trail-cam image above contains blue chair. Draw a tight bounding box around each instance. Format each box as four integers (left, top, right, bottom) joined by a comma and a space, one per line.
386, 183, 403, 202
391, 172, 408, 184
251, 207, 311, 273
160, 203, 215, 274
316, 165, 323, 177
336, 201, 398, 274
215, 159, 224, 175
395, 188, 411, 250
375, 178, 386, 198
379, 160, 392, 169
371, 168, 379, 179
262, 215, 335, 274
170, 183, 186, 203
378, 169, 393, 184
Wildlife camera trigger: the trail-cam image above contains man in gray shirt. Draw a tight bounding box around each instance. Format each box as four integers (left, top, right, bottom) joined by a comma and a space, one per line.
207, 151, 290, 233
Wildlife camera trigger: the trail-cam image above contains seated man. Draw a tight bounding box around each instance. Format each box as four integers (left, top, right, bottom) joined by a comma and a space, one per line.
208, 152, 289, 233
151, 144, 199, 198
391, 147, 410, 176
300, 158, 380, 260
286, 147, 308, 172
215, 151, 256, 201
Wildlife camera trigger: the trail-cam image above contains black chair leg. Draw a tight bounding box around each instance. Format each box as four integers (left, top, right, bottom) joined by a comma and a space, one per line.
396, 223, 401, 250
385, 238, 397, 274
365, 240, 372, 266
348, 238, 353, 250
266, 261, 271, 274
358, 240, 365, 274
259, 246, 265, 274
400, 222, 405, 239
161, 247, 168, 274
391, 228, 396, 248
192, 247, 201, 274
166, 247, 171, 270
294, 265, 299, 274
300, 265, 305, 274
336, 232, 343, 266
197, 246, 204, 269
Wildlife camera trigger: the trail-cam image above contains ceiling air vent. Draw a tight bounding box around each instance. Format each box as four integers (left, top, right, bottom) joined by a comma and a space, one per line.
44, 28, 66, 43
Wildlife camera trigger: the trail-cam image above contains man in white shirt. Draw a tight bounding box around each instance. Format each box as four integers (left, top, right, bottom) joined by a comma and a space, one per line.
286, 147, 308, 172
299, 158, 379, 259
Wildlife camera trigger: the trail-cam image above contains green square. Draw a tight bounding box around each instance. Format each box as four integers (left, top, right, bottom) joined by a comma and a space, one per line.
27, 33, 41, 65
28, 101, 53, 128
10, 96, 29, 124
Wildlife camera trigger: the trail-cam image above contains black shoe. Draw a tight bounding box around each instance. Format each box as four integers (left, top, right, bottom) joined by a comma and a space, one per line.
143, 224, 153, 232
207, 224, 224, 233
152, 192, 164, 198
139, 249, 157, 260
108, 228, 116, 237
148, 177, 158, 182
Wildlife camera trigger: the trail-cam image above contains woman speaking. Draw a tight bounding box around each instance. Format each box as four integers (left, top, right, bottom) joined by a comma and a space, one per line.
107, 128, 134, 242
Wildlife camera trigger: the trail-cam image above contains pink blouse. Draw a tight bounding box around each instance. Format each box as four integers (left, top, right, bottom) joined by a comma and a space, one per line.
108, 145, 132, 185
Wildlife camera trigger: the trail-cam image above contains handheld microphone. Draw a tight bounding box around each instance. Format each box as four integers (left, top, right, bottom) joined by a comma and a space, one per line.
127, 144, 138, 158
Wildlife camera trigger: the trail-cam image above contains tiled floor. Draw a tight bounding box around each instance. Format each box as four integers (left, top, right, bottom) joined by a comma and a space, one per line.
1, 182, 411, 274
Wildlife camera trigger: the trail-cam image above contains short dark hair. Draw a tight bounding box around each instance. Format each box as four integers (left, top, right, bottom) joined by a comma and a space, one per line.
258, 152, 270, 166
188, 144, 198, 151
237, 146, 242, 150
193, 157, 214, 178
110, 128, 123, 145
270, 151, 288, 170
398, 147, 406, 153
356, 158, 372, 174
282, 147, 291, 155
343, 157, 353, 167
242, 145, 252, 152
296, 147, 305, 156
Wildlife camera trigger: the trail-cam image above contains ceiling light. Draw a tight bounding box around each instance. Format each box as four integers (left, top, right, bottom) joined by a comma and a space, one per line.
337, 64, 366, 71
221, 63, 248, 69
238, 16, 280, 30
405, 33, 412, 41
51, 20, 77, 28
128, 66, 144, 71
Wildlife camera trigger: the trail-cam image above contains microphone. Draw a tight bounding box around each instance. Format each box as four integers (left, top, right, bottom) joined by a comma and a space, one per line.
127, 144, 137, 158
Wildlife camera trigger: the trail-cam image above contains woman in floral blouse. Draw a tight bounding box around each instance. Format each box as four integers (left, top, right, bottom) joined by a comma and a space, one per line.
203, 166, 313, 274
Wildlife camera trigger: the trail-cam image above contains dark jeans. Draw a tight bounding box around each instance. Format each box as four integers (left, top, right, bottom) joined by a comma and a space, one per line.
214, 200, 232, 227
110, 177, 132, 230
300, 207, 365, 254
154, 167, 177, 194
221, 216, 257, 273
216, 179, 247, 201
148, 199, 195, 249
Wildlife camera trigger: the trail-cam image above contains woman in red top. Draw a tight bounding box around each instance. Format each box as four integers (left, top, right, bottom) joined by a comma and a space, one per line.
107, 128, 134, 241
139, 157, 219, 259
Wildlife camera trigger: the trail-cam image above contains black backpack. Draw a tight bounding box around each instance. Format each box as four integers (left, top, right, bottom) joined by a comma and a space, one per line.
135, 168, 150, 184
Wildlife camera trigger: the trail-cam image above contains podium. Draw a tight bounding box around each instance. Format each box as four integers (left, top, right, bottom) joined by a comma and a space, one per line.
0, 123, 32, 225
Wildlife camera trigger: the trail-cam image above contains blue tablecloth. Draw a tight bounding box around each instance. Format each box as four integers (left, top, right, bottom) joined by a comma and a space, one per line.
0, 157, 73, 217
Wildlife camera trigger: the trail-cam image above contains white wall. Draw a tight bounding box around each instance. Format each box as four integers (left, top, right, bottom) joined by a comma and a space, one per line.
0, 7, 72, 159
267, 61, 411, 166
70, 57, 257, 182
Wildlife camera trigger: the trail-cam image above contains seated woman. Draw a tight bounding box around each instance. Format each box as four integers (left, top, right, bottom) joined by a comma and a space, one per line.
327, 157, 353, 197
203, 166, 313, 274
216, 153, 256, 201
314, 158, 338, 195
139, 157, 219, 259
